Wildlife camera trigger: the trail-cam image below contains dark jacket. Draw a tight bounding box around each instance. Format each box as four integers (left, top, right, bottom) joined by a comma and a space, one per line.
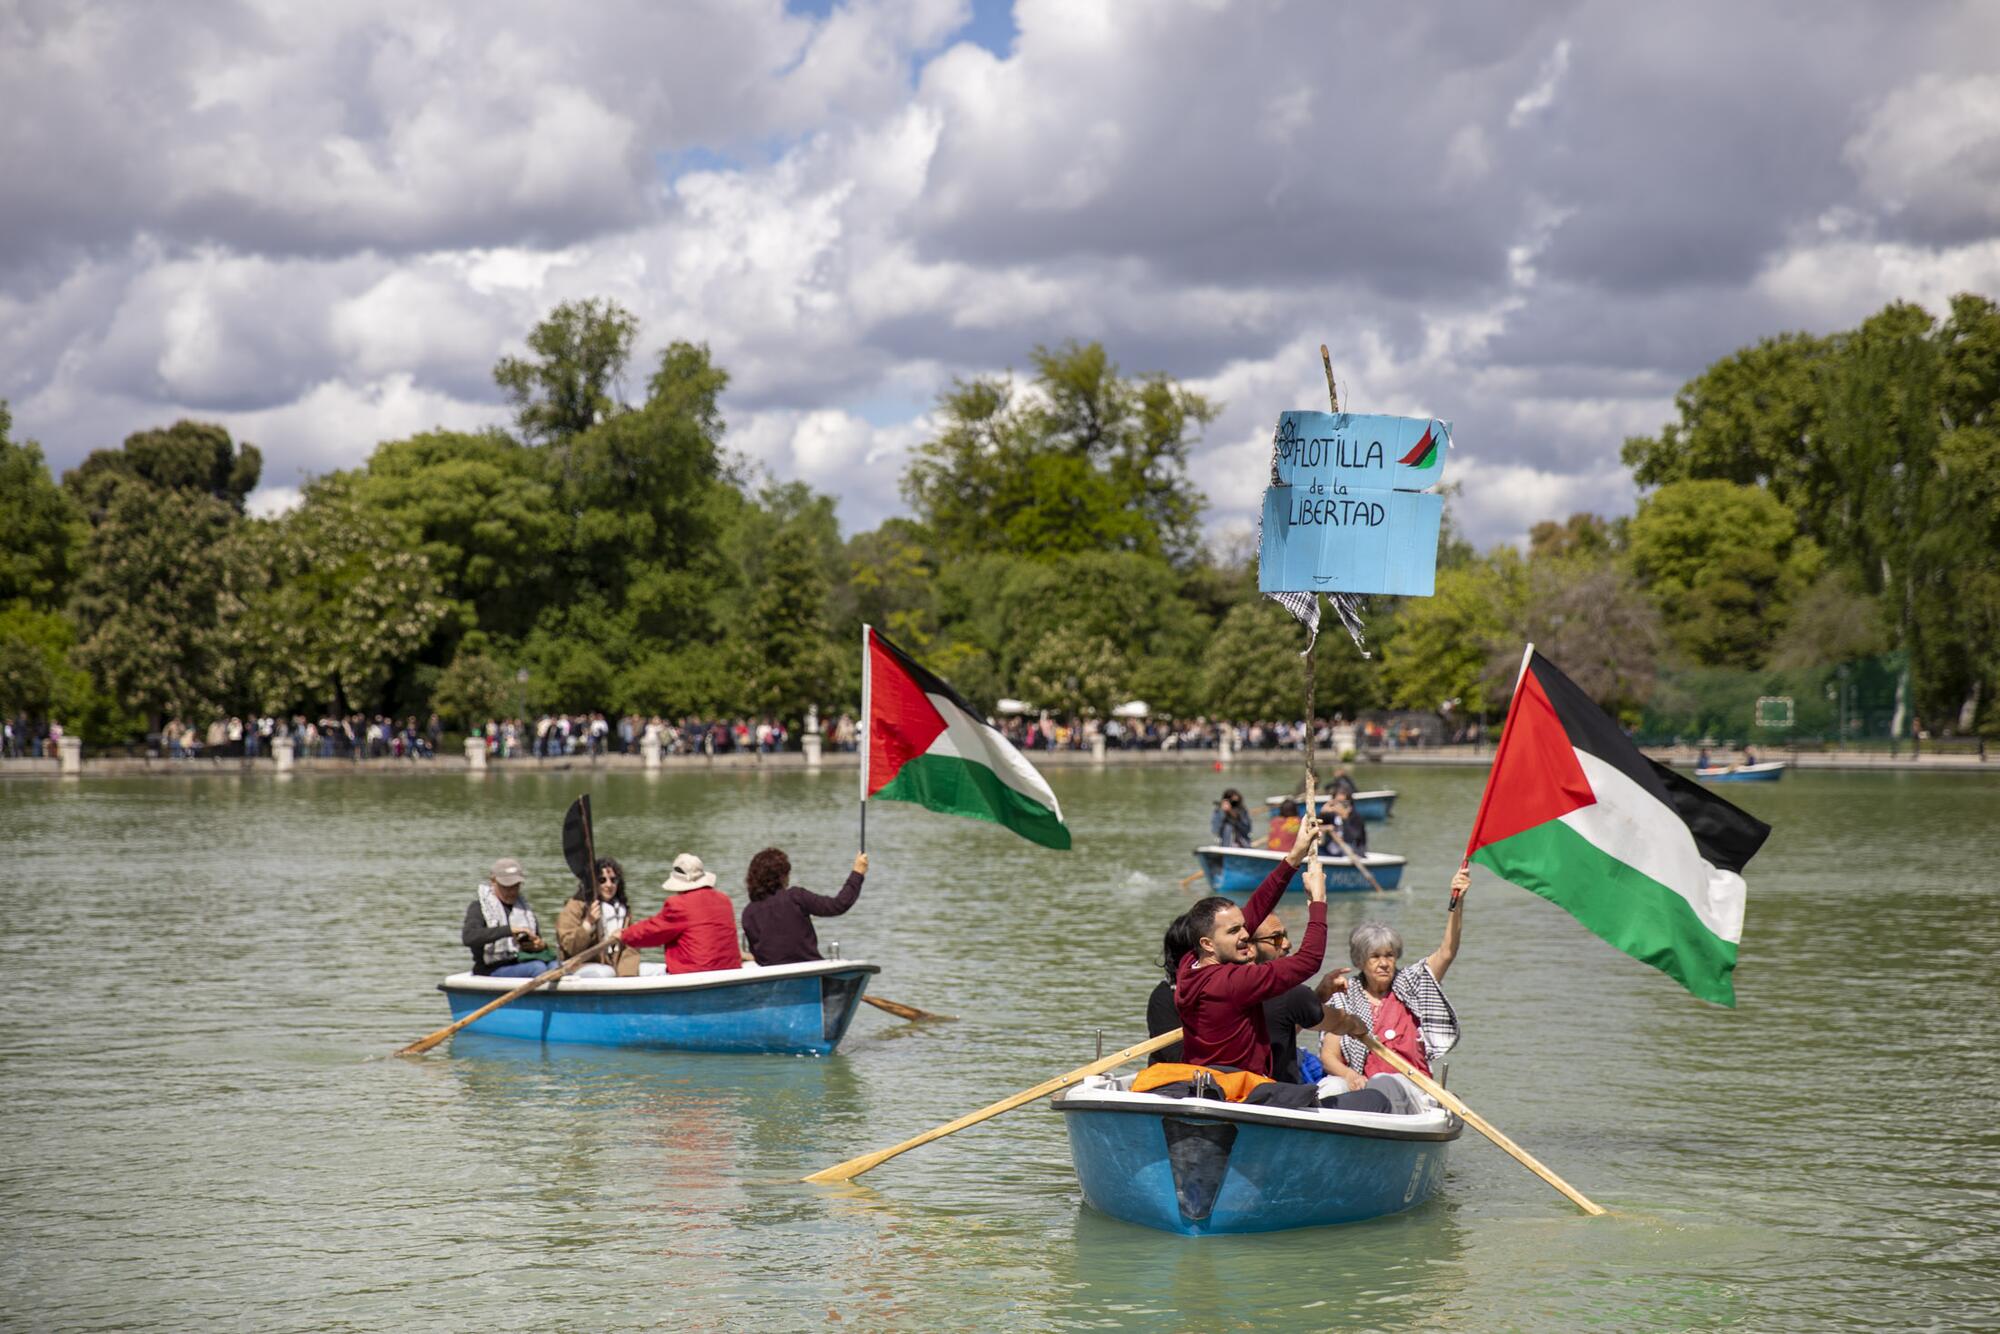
742, 872, 864, 965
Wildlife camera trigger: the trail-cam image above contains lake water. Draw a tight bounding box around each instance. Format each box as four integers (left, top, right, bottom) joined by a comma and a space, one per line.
2, 763, 1996, 1330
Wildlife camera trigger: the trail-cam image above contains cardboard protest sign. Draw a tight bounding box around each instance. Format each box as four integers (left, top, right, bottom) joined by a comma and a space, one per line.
1258, 411, 1450, 597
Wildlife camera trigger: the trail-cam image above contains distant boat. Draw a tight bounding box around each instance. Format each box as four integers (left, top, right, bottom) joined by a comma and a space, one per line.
1052, 1073, 1460, 1234
1192, 845, 1405, 896
436, 959, 879, 1055
1264, 789, 1397, 821
1695, 761, 1787, 783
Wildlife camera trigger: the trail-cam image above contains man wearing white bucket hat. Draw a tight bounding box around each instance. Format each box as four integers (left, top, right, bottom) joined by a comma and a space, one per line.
609, 853, 742, 974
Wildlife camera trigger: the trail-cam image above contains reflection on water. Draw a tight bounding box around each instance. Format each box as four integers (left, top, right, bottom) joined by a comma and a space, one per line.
1, 765, 1997, 1329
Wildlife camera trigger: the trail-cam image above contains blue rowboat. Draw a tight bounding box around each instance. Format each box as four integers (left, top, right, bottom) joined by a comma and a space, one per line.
437, 959, 879, 1055
1264, 789, 1397, 821
1695, 761, 1785, 782
1052, 1074, 1460, 1234
1193, 845, 1405, 896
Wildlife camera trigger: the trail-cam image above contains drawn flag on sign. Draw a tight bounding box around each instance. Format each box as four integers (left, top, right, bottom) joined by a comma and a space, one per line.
1465, 648, 1772, 1005
862, 626, 1070, 850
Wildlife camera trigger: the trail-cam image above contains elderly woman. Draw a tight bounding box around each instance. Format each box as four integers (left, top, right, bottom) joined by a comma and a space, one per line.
1319, 864, 1473, 1089
556, 857, 640, 977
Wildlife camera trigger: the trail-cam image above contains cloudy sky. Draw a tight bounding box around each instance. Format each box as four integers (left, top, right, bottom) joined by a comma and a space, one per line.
5, 0, 1999, 547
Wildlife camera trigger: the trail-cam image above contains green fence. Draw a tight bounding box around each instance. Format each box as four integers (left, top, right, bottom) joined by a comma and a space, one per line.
1636, 653, 1909, 746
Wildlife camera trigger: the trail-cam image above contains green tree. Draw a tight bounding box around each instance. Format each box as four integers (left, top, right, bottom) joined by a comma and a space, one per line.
493, 298, 639, 444
1620, 331, 1834, 520
903, 342, 1213, 564
1378, 556, 1520, 716
1198, 600, 1383, 720
1504, 554, 1662, 719
0, 404, 84, 609
65, 423, 262, 724
1626, 480, 1820, 668
742, 523, 836, 720
1017, 626, 1128, 717
238, 476, 451, 714
350, 429, 559, 645
430, 647, 515, 731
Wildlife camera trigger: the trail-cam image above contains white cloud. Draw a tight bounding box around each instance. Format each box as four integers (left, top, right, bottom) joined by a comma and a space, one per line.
1508, 38, 1572, 128
1845, 73, 2000, 236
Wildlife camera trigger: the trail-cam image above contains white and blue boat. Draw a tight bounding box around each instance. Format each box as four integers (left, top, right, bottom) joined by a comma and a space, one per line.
1695, 761, 1785, 782
1193, 845, 1406, 896
1052, 1074, 1460, 1234
437, 959, 879, 1055
1264, 789, 1397, 821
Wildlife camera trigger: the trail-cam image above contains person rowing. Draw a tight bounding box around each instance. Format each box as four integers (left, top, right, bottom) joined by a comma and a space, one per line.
1320, 791, 1367, 858
606, 854, 742, 974
1135, 815, 1387, 1112
1319, 865, 1471, 1090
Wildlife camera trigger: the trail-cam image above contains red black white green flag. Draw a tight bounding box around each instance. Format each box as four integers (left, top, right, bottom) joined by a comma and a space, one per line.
862, 626, 1070, 850
1466, 648, 1770, 1005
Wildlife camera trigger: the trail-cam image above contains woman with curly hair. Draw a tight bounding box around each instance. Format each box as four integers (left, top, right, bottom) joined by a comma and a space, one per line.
740, 848, 867, 966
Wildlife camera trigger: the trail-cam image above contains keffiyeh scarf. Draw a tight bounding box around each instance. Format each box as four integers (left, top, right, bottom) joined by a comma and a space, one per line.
1332, 960, 1460, 1075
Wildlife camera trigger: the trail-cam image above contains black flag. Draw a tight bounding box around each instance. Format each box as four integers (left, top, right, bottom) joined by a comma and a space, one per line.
562, 794, 594, 885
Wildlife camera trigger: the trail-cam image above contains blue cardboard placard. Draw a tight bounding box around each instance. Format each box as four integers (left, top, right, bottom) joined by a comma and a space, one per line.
1258, 410, 1451, 597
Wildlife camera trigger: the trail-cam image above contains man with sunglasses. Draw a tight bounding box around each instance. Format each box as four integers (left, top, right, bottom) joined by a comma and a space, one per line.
1250, 915, 1347, 1083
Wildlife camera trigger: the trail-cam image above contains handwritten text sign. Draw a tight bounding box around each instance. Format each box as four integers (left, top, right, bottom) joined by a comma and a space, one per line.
1257, 411, 1451, 597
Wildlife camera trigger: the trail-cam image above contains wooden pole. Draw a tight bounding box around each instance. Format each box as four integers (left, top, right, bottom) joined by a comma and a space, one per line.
395, 940, 610, 1057
861, 994, 956, 1023
1363, 1035, 1605, 1216
740, 955, 954, 1023
804, 1029, 1182, 1183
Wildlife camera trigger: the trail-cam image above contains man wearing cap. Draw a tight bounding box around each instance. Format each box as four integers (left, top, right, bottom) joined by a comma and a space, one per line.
610, 854, 741, 974
461, 858, 550, 978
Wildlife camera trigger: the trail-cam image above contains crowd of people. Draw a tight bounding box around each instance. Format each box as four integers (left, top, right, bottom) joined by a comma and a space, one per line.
1139, 806, 1471, 1113
466, 714, 828, 758
459, 786, 1469, 1123
461, 845, 868, 980
1, 715, 63, 758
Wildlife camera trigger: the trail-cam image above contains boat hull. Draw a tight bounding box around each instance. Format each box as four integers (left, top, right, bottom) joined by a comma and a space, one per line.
1264, 789, 1396, 821
1054, 1085, 1456, 1234
1695, 762, 1786, 782
1193, 846, 1405, 896
438, 961, 880, 1055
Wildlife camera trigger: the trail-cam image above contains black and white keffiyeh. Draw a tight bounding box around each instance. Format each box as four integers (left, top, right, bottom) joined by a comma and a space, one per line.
476, 883, 538, 967
1331, 960, 1460, 1075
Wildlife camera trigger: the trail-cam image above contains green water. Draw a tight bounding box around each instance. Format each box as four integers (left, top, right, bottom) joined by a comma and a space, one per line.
2, 764, 1996, 1330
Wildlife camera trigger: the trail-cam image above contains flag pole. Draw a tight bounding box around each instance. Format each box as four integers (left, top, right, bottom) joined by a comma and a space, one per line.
859, 623, 871, 854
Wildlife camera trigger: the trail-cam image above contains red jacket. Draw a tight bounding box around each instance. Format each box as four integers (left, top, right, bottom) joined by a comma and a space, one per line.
1174, 860, 1327, 1076
621, 886, 741, 973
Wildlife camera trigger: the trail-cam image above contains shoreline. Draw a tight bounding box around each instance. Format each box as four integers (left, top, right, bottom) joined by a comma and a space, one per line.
2, 744, 1988, 780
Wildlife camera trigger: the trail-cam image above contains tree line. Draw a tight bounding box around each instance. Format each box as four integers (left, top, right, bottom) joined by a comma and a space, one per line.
1, 292, 1995, 745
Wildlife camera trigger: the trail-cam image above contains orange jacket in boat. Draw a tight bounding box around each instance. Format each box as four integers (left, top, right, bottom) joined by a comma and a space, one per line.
1131, 1063, 1273, 1102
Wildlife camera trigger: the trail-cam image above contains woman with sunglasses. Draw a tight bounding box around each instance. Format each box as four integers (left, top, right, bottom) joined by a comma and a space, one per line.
556, 857, 641, 977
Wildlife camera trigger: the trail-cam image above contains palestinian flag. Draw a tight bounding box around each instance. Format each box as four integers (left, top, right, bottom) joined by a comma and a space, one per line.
1466, 648, 1770, 1005
863, 626, 1070, 850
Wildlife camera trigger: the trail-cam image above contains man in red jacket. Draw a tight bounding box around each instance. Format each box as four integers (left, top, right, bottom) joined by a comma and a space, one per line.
611, 853, 742, 974
1174, 814, 1343, 1076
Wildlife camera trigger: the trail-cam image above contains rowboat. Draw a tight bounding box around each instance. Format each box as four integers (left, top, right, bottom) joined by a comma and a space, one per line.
1695, 761, 1786, 782
1264, 789, 1397, 821
436, 959, 879, 1055
1192, 845, 1406, 895
1051, 1073, 1460, 1234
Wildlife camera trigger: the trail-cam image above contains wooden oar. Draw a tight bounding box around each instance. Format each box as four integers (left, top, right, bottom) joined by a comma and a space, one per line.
739, 954, 954, 1023
804, 1029, 1182, 1183
861, 994, 956, 1023
1363, 1034, 1605, 1216
395, 940, 609, 1057
1321, 826, 1384, 893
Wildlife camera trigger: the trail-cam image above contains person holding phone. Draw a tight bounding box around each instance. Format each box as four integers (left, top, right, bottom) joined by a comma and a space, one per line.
460, 857, 551, 977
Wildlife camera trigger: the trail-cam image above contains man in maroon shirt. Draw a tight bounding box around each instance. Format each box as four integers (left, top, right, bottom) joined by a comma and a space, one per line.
610, 853, 742, 974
